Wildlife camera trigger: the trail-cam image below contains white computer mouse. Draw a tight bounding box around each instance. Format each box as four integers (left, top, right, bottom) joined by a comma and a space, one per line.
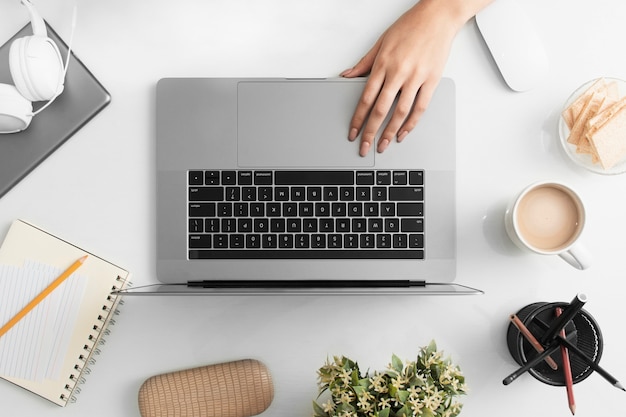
475, 0, 549, 92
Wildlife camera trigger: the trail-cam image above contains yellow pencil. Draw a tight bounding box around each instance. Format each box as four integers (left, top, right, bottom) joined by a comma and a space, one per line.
0, 255, 88, 339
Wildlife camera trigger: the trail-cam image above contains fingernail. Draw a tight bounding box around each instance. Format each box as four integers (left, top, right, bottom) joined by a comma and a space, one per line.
359, 141, 370, 157
397, 131, 409, 142
340, 68, 353, 77
378, 138, 390, 153
348, 127, 358, 141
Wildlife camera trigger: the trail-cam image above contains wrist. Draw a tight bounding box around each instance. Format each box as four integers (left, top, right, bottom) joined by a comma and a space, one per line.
412, 0, 491, 33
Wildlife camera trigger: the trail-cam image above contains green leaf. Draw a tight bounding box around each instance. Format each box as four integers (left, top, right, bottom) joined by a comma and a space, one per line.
312, 400, 329, 417
396, 390, 409, 403
391, 354, 403, 372
422, 408, 435, 417
377, 407, 391, 417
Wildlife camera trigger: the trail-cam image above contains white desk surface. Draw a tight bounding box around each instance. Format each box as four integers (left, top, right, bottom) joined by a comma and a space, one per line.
1, 0, 625, 416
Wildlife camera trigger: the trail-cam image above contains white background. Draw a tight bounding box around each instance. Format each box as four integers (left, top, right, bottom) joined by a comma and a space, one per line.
1, 0, 625, 416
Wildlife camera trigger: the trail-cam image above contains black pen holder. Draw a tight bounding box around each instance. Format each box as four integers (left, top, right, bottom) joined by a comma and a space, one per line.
506, 301, 603, 386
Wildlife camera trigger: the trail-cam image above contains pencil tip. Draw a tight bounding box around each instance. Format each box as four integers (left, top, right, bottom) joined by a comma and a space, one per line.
570, 405, 576, 415
79, 255, 88, 262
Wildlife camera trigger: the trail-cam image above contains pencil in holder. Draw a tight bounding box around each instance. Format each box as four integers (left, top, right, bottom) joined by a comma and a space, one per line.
506, 301, 603, 386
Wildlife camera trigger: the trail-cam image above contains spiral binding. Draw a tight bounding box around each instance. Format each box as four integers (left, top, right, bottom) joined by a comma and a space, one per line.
59, 275, 131, 404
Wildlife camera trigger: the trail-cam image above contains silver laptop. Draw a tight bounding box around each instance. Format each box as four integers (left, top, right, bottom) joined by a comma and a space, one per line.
138, 77, 479, 295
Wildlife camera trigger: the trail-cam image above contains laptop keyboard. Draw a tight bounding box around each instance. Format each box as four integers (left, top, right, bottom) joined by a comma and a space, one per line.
187, 170, 424, 259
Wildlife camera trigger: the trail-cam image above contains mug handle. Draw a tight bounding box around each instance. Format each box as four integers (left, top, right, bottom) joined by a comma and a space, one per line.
559, 242, 592, 270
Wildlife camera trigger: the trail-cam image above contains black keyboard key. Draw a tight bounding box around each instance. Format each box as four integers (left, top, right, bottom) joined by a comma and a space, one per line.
275, 171, 354, 185
389, 187, 423, 201
368, 218, 383, 232
401, 218, 424, 232
340, 187, 354, 201
250, 203, 264, 216
221, 218, 236, 232
376, 171, 391, 185
263, 234, 278, 248
393, 234, 408, 248
319, 218, 334, 232
307, 187, 322, 201
246, 234, 261, 248
409, 171, 424, 185
242, 187, 256, 201
225, 187, 240, 201
332, 202, 347, 217
356, 187, 370, 201
393, 171, 407, 185
275, 187, 289, 201
254, 219, 269, 232
283, 203, 298, 217
344, 234, 358, 248
271, 219, 286, 232
189, 171, 203, 185
381, 203, 395, 217
189, 203, 215, 217
287, 219, 302, 232
189, 219, 203, 232
267, 203, 281, 217
348, 203, 362, 217
352, 218, 366, 232
356, 171, 374, 185
364, 203, 379, 216
279, 234, 293, 248
323, 187, 339, 201
377, 234, 392, 248
409, 234, 424, 248
295, 234, 310, 248
217, 203, 232, 217
315, 203, 331, 217
303, 218, 317, 232
312, 234, 326, 248
258, 187, 273, 201
205, 219, 219, 232
189, 234, 211, 248
385, 218, 399, 232
222, 171, 237, 185
254, 171, 273, 185
213, 234, 228, 248
230, 234, 244, 248
372, 187, 387, 201
336, 218, 350, 232
299, 203, 314, 217
205, 171, 220, 185
234, 203, 248, 217
360, 234, 375, 248
397, 202, 424, 216
238, 218, 252, 232
291, 187, 306, 201
189, 187, 223, 201
328, 234, 342, 248
238, 171, 253, 185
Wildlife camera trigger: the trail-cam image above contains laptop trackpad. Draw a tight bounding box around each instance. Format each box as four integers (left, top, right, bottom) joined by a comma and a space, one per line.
237, 81, 374, 168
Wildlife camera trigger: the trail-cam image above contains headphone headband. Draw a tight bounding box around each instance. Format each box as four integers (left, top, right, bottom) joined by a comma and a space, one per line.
21, 0, 47, 37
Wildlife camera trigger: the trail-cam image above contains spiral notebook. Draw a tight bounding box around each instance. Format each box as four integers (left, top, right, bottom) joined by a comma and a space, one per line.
0, 219, 130, 406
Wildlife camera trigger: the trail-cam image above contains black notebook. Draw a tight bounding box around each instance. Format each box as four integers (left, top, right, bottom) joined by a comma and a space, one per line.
0, 23, 110, 199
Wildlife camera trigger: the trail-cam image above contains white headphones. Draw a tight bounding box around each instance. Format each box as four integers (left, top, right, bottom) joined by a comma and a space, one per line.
0, 0, 68, 134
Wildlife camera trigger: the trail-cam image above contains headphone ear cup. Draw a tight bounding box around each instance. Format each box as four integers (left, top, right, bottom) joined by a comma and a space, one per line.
0, 83, 33, 133
9, 35, 64, 102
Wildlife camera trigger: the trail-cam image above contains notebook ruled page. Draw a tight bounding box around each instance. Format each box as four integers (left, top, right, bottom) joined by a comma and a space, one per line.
0, 260, 87, 381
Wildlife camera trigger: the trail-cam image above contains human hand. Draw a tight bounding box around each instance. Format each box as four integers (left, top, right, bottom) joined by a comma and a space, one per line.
341, 0, 464, 157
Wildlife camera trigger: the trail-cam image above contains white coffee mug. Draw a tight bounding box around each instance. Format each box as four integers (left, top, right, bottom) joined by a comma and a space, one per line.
504, 181, 592, 270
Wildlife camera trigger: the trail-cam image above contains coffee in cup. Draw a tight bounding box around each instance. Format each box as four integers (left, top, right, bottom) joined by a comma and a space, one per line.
504, 181, 592, 269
